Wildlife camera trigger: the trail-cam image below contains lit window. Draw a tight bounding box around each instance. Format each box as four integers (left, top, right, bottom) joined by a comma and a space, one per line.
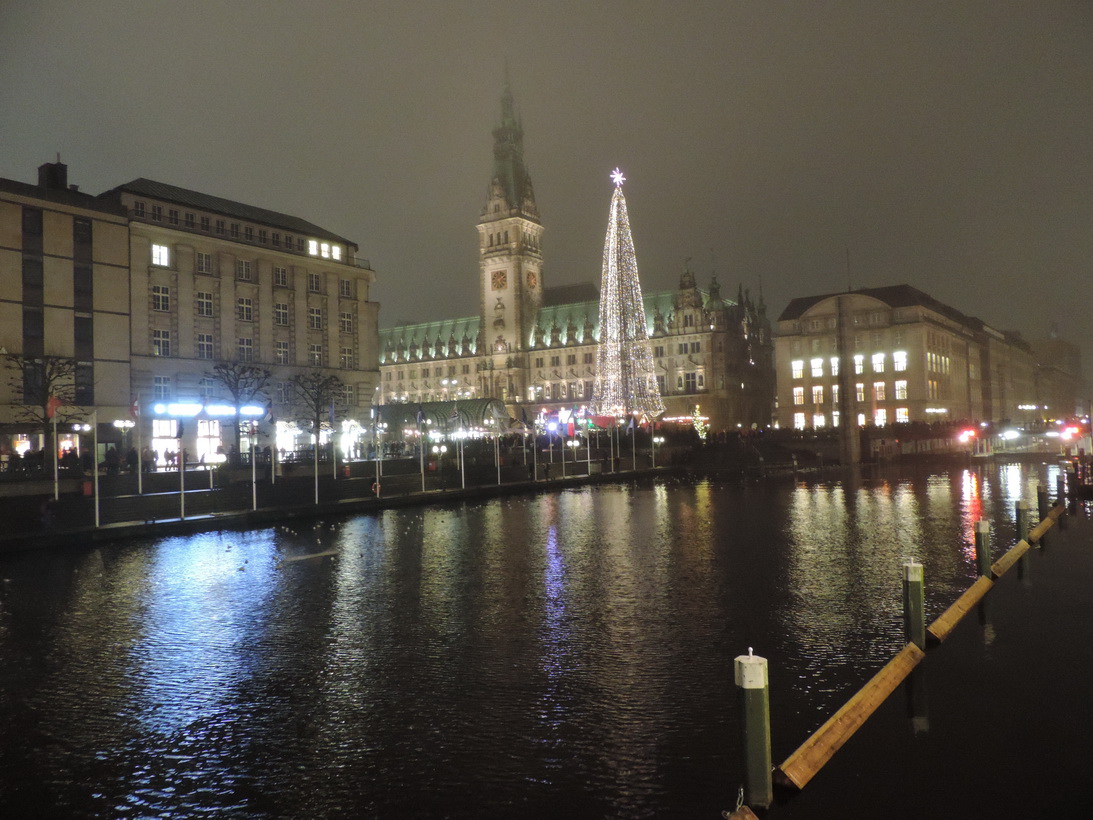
237, 298, 253, 322
872, 353, 885, 373
896, 407, 909, 423
196, 291, 214, 317
151, 285, 170, 312
854, 354, 864, 374
197, 333, 213, 360
275, 341, 290, 365
274, 303, 289, 326
855, 383, 865, 402
320, 242, 331, 259
811, 358, 823, 377
874, 381, 886, 401
831, 384, 840, 407
874, 408, 887, 427
832, 410, 841, 426
791, 360, 804, 379
793, 412, 806, 430
308, 307, 323, 330
152, 244, 170, 266
895, 380, 908, 400
812, 385, 823, 405
813, 413, 826, 428
308, 240, 319, 256
238, 337, 253, 361
332, 245, 342, 261
793, 387, 804, 405
152, 329, 171, 357
829, 356, 840, 377
893, 351, 908, 372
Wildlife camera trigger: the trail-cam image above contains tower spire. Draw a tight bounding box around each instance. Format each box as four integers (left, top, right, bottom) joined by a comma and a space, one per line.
488, 78, 536, 216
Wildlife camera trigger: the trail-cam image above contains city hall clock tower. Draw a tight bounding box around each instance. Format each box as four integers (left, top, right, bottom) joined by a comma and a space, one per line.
475, 83, 543, 404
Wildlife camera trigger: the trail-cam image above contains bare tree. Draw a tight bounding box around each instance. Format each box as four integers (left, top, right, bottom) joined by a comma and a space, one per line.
206, 361, 271, 464
4, 353, 82, 455
291, 371, 344, 458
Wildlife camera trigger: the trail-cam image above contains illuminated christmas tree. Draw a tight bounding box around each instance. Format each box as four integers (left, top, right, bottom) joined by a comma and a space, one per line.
592, 169, 665, 419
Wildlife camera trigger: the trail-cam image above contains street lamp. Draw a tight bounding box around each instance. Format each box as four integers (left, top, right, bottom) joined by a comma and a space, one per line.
652, 435, 665, 468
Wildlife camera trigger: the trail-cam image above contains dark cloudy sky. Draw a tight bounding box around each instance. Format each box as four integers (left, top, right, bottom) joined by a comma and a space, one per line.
2, 1, 1091, 366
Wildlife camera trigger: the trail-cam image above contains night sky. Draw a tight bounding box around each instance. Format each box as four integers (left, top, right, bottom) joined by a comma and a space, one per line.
3, 1, 1090, 370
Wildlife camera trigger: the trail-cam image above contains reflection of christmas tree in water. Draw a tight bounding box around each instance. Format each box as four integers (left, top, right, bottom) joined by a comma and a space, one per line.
592, 168, 665, 419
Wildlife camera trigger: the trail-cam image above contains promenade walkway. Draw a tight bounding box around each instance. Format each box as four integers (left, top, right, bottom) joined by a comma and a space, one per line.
770, 511, 1093, 819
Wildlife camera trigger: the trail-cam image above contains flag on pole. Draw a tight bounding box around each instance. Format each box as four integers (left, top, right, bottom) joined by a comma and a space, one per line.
130, 396, 140, 419
416, 405, 426, 425
46, 395, 62, 419
449, 403, 460, 423
521, 406, 529, 427
627, 415, 636, 433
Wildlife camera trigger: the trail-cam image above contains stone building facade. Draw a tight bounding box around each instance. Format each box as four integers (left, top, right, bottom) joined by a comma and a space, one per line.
377, 89, 774, 432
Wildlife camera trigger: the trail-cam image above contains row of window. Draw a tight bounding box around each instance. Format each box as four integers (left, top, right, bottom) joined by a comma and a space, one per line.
152, 288, 356, 333
533, 353, 596, 368
792, 408, 911, 430
135, 201, 344, 260
790, 352, 909, 379
792, 380, 910, 406
791, 331, 906, 355
151, 330, 357, 368
152, 245, 356, 297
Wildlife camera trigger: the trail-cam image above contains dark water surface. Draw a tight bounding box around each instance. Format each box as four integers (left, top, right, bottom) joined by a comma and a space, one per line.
0, 461, 1067, 817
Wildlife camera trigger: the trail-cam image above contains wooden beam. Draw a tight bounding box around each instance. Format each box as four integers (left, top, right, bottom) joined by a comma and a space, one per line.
775, 642, 925, 791
927, 575, 993, 643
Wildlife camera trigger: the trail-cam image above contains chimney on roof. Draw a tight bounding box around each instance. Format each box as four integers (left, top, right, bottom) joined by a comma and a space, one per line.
38, 160, 68, 191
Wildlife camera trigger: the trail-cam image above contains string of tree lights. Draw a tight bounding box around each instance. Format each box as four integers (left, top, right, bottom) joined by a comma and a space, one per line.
591, 169, 666, 420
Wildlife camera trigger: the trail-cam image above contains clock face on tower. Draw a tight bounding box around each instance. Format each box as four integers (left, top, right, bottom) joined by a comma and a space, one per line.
526, 270, 538, 289
491, 270, 507, 291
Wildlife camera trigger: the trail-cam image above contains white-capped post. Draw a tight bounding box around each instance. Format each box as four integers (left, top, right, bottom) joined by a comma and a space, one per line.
734, 649, 772, 808
974, 520, 991, 577
902, 559, 925, 650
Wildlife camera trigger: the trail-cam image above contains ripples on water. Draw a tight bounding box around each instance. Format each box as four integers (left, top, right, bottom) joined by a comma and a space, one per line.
0, 462, 1061, 817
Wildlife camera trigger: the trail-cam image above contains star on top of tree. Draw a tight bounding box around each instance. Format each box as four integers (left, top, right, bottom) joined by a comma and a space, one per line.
610, 167, 626, 187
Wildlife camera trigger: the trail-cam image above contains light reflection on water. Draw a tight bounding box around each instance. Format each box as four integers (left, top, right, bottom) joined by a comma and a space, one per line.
0, 462, 1059, 817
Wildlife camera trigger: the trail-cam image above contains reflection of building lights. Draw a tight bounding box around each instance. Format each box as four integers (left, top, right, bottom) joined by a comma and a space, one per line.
958, 429, 976, 443
1001, 430, 1020, 440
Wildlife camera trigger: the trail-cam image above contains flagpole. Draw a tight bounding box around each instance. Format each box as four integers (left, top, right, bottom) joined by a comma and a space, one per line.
92, 410, 100, 528
533, 427, 538, 481
419, 425, 425, 492
313, 428, 319, 505
495, 431, 500, 485
251, 431, 257, 511
631, 421, 636, 470
178, 422, 185, 521
52, 415, 59, 501
135, 399, 143, 495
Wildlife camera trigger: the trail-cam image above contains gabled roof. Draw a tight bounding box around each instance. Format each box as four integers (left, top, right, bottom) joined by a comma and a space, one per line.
98, 178, 356, 248
778, 284, 983, 330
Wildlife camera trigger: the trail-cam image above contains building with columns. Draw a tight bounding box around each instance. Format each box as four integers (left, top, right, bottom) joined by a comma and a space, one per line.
378, 88, 774, 432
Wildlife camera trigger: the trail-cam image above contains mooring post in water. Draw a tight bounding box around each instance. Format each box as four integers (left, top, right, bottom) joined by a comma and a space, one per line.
734, 649, 772, 809
1055, 474, 1068, 530
902, 559, 925, 650
1031, 485, 1049, 548
974, 520, 992, 578
1016, 500, 1030, 579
